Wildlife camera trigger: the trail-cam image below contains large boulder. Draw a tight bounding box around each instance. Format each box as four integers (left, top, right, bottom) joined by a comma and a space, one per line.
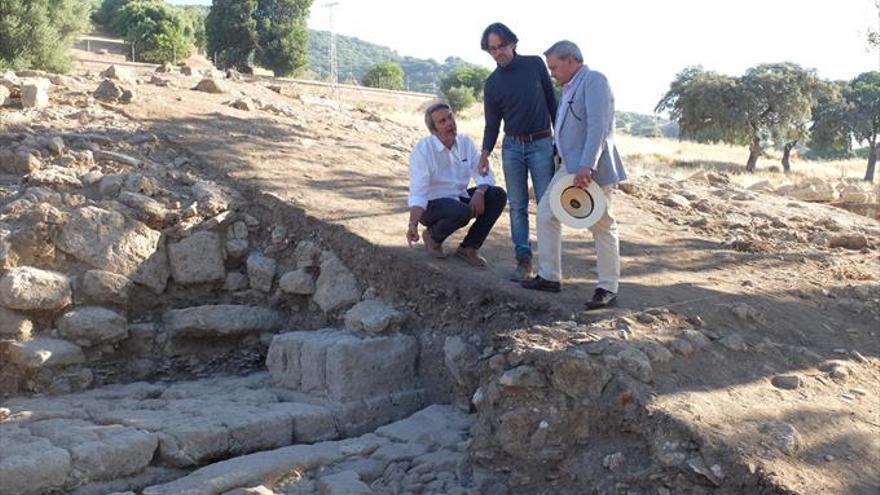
167, 231, 225, 285
0, 85, 10, 107
313, 251, 360, 313
56, 207, 168, 293
56, 306, 128, 347
165, 305, 285, 338
20, 78, 50, 108
0, 266, 71, 311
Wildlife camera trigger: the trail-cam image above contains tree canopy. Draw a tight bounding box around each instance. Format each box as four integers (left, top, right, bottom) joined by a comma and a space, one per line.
206, 0, 313, 76
0, 0, 93, 73
440, 65, 490, 100
362, 62, 405, 90
846, 71, 880, 181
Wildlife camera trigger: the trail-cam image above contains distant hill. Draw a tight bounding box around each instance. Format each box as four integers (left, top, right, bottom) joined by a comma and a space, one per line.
308, 30, 475, 94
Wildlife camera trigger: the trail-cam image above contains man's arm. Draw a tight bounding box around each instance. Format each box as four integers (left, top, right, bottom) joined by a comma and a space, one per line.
407, 143, 430, 244
466, 136, 492, 217
479, 80, 501, 173
577, 73, 614, 173
406, 206, 424, 245
539, 58, 558, 128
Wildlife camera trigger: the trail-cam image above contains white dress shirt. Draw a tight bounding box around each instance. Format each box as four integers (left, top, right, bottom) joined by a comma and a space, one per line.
408, 134, 495, 209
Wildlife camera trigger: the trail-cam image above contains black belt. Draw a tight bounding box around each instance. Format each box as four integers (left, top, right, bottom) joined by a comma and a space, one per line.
509, 129, 552, 142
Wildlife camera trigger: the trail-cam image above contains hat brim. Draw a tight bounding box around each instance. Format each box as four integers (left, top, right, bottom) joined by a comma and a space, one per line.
547, 174, 608, 229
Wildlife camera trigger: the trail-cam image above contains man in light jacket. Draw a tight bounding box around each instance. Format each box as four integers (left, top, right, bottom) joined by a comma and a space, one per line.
521, 40, 627, 310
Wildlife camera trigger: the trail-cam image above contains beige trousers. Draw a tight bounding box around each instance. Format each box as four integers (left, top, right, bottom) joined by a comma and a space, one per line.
536, 169, 620, 293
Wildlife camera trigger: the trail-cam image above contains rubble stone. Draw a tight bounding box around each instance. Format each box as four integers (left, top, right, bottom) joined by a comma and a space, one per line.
0, 266, 72, 311
344, 299, 403, 335
56, 306, 128, 347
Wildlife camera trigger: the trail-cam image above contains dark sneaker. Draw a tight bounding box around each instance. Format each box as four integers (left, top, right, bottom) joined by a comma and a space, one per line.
585, 288, 617, 310
509, 256, 533, 282
520, 275, 561, 293
422, 229, 446, 259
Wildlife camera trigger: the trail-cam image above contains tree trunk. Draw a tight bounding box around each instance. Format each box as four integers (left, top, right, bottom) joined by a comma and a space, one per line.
866, 139, 878, 182
746, 136, 762, 173
781, 141, 796, 173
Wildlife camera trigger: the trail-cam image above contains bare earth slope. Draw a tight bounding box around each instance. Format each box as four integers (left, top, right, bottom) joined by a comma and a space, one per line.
6, 55, 878, 493
110, 71, 879, 494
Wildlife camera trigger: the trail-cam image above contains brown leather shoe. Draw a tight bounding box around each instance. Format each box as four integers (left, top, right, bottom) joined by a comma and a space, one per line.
422, 229, 446, 258
455, 246, 488, 268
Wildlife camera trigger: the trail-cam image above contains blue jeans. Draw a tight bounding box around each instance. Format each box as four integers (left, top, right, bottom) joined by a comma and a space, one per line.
501, 135, 554, 260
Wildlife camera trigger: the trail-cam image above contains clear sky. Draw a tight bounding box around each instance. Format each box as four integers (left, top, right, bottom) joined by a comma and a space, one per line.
171, 0, 878, 114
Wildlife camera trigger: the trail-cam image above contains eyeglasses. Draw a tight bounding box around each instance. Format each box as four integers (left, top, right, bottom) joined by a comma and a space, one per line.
486, 42, 510, 54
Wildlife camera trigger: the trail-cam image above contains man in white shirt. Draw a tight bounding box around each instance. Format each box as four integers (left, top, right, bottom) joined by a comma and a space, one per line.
406, 103, 507, 267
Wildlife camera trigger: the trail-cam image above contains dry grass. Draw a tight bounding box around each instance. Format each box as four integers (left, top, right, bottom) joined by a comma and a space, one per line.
615, 135, 869, 189
388, 105, 873, 192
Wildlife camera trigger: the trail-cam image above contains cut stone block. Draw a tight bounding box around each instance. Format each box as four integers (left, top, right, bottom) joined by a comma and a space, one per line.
27, 418, 158, 481
0, 424, 71, 495
165, 305, 285, 338
267, 329, 418, 402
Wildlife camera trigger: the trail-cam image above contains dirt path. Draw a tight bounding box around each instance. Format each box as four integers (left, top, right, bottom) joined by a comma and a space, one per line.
70, 66, 880, 493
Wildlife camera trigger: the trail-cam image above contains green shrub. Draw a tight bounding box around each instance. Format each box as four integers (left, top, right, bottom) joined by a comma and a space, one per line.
0, 0, 92, 73
444, 85, 476, 113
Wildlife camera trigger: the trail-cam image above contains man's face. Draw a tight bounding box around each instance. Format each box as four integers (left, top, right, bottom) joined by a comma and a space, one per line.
546, 54, 579, 85
486, 33, 515, 67
430, 107, 457, 141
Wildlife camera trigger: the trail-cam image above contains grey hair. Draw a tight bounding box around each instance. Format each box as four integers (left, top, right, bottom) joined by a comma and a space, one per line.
424, 102, 451, 132
543, 40, 583, 63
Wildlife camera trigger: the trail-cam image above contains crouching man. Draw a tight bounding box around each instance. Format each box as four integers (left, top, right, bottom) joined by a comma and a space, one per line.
406, 103, 507, 267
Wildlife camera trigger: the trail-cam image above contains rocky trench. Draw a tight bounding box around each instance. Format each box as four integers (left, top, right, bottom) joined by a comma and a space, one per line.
0, 67, 837, 495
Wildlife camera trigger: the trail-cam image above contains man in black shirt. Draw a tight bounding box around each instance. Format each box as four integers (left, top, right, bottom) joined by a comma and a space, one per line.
478, 22, 557, 282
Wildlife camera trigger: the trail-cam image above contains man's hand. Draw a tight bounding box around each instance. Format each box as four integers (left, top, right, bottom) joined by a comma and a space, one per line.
478, 154, 490, 176
470, 189, 486, 218
574, 167, 594, 189
406, 222, 420, 246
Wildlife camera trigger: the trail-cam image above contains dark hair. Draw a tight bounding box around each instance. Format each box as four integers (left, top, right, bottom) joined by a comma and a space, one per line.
424, 102, 451, 132
480, 22, 518, 51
